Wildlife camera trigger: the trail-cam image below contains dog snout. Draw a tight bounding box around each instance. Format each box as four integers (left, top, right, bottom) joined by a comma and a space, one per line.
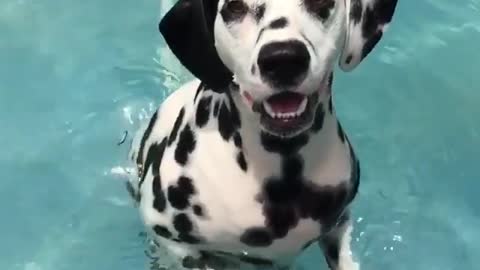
257, 40, 310, 87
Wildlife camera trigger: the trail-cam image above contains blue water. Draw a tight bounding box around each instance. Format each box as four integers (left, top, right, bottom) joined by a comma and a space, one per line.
1, 0, 479, 269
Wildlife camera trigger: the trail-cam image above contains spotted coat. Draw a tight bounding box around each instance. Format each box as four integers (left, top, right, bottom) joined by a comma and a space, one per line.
128, 78, 359, 269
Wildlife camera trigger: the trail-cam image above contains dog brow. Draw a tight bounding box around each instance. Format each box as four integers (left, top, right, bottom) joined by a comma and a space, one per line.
269, 17, 288, 29
254, 3, 266, 22
255, 16, 289, 45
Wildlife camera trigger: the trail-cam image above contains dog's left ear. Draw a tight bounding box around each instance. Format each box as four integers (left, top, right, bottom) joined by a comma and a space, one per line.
159, 0, 233, 91
339, 0, 398, 71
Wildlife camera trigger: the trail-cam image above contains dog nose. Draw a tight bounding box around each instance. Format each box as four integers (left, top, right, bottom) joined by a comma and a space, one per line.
257, 41, 310, 86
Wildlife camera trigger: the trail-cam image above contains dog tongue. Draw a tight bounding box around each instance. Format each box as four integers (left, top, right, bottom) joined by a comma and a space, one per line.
267, 92, 304, 113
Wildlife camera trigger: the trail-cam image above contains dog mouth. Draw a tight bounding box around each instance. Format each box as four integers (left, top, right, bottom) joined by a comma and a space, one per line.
258, 91, 318, 137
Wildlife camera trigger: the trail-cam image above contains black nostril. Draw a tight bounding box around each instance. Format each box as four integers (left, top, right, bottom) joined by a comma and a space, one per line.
257, 40, 310, 86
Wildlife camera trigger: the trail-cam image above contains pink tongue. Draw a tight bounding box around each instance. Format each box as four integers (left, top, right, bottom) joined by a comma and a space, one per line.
267, 93, 304, 114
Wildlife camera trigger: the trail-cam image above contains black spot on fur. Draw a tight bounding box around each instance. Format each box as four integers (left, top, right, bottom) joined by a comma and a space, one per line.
181, 256, 197, 269
260, 154, 352, 239
266, 205, 298, 238
153, 225, 172, 239
328, 97, 333, 114
367, 0, 397, 29
255, 3, 266, 22
236, 152, 248, 171
175, 124, 196, 165
193, 204, 204, 217
311, 103, 325, 132
298, 183, 348, 224
324, 239, 340, 269
362, 6, 379, 38
194, 82, 204, 103
178, 233, 202, 244
282, 155, 304, 178
260, 132, 309, 155
218, 97, 241, 141
239, 255, 273, 266
360, 1, 397, 59
139, 138, 167, 194
228, 94, 241, 128
256, 28, 266, 44
230, 82, 240, 92
328, 72, 334, 87
182, 256, 205, 269
362, 31, 382, 59
136, 110, 158, 168
269, 17, 288, 29
350, 0, 363, 24
173, 213, 192, 233
303, 0, 335, 21
173, 213, 199, 244
264, 179, 300, 204
153, 175, 167, 212
337, 121, 345, 143
196, 96, 213, 128
262, 156, 304, 237
346, 153, 360, 205
240, 228, 273, 247
264, 156, 304, 203
168, 108, 185, 146
221, 0, 249, 24
345, 54, 353, 64
142, 139, 167, 204
168, 176, 196, 210
151, 139, 167, 176
213, 100, 221, 117
233, 132, 243, 148
218, 102, 234, 140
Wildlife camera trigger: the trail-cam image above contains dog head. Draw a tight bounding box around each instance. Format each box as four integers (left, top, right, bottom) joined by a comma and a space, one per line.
160, 0, 398, 138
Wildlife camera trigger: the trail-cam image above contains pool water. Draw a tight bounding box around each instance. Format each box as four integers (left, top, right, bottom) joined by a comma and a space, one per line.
0, 0, 479, 269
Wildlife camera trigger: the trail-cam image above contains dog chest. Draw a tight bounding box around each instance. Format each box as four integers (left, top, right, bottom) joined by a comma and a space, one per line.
138, 135, 353, 261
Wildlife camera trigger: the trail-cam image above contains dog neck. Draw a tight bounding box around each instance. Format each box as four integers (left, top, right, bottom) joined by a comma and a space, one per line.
191, 75, 352, 186
227, 80, 343, 169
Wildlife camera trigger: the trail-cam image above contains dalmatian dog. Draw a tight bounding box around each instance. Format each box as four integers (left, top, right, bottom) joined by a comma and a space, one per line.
127, 0, 397, 269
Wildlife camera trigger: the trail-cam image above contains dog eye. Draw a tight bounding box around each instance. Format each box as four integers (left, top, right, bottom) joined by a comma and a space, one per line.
304, 0, 335, 20
226, 0, 248, 14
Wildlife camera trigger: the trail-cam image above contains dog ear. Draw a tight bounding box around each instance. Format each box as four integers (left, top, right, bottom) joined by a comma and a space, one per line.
339, 0, 398, 71
159, 0, 233, 90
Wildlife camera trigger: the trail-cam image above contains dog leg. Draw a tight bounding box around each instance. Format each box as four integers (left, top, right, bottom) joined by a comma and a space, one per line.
319, 219, 359, 270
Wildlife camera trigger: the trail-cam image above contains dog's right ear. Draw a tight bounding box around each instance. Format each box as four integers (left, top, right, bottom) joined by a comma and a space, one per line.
339, 0, 398, 72
159, 0, 233, 91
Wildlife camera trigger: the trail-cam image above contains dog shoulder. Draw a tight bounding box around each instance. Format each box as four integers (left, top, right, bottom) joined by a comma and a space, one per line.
157, 79, 202, 133
129, 79, 201, 171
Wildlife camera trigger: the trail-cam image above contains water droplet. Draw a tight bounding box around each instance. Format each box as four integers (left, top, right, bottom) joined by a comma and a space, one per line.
393, 234, 402, 242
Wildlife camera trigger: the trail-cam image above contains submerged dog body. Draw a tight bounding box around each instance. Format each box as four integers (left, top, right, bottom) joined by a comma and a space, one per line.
128, 0, 397, 269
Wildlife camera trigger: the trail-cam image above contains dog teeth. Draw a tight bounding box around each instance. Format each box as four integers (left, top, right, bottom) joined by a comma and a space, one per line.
263, 102, 276, 118
297, 98, 308, 115
263, 98, 308, 119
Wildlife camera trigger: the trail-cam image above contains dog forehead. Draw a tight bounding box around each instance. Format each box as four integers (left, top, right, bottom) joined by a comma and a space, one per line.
217, 0, 304, 11
216, 0, 342, 24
